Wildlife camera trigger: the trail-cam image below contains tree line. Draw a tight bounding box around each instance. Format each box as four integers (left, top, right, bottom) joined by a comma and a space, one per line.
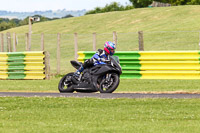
129, 0, 200, 8
85, 2, 134, 15
0, 14, 73, 31
85, 0, 200, 14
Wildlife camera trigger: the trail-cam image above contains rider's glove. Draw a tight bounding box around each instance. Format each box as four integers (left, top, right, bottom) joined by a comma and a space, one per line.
100, 58, 106, 62
97, 58, 105, 62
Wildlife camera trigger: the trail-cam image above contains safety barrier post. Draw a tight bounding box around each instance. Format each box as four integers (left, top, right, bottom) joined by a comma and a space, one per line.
74, 33, 78, 61
57, 33, 61, 74
28, 17, 32, 51
44, 51, 50, 80
41, 33, 44, 51
6, 32, 12, 52
1, 33, 4, 52
93, 32, 96, 51
25, 33, 29, 51
138, 31, 144, 51
13, 33, 16, 52
199, 31, 200, 50
113, 31, 117, 46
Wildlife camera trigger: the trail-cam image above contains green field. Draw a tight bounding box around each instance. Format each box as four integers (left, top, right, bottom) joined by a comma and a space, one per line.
1, 6, 200, 93
0, 6, 200, 93
1, 6, 200, 74
3, 6, 200, 34
1, 6, 200, 132
1, 97, 200, 133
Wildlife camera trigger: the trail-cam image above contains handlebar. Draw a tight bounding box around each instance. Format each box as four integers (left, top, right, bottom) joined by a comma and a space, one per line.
104, 60, 111, 63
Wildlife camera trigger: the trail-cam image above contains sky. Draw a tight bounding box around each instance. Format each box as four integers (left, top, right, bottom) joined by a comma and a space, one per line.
0, 0, 131, 12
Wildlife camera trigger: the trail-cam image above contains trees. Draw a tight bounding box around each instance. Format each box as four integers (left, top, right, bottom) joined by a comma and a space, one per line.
129, 0, 200, 8
0, 15, 52, 31
129, 0, 153, 8
0, 21, 10, 31
62, 14, 74, 18
187, 0, 200, 4
85, 2, 134, 15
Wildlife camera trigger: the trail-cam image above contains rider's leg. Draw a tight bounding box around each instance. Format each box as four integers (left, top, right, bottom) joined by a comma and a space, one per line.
74, 65, 84, 77
73, 58, 94, 79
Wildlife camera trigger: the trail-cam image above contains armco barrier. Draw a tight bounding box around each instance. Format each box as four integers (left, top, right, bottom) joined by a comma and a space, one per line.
78, 51, 200, 79
0, 51, 49, 80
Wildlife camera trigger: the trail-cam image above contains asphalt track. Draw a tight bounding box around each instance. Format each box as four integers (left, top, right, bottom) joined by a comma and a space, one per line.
1, 92, 200, 99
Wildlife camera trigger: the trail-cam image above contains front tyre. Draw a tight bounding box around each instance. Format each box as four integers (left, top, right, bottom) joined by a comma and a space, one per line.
99, 73, 120, 93
58, 73, 74, 93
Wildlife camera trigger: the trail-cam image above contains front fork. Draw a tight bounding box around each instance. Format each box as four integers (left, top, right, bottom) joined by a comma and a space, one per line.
105, 73, 111, 83
95, 73, 112, 90
102, 73, 113, 89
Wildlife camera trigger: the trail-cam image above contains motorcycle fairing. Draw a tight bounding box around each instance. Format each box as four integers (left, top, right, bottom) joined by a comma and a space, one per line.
89, 64, 120, 91
70, 60, 82, 69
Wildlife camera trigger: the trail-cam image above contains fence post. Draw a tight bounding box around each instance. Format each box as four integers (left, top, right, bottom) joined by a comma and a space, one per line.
199, 31, 200, 50
93, 32, 96, 51
13, 33, 16, 52
1, 33, 4, 52
44, 51, 50, 80
28, 17, 32, 51
138, 31, 144, 51
41, 33, 44, 51
6, 32, 12, 52
57, 33, 61, 75
113, 31, 117, 46
74, 33, 78, 61
25, 33, 29, 51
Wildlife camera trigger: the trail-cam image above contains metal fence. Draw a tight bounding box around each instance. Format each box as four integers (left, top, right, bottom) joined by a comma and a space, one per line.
1, 31, 200, 74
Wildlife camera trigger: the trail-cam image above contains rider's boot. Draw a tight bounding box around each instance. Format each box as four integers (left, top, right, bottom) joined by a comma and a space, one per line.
73, 70, 80, 81
71, 71, 80, 84
71, 65, 84, 84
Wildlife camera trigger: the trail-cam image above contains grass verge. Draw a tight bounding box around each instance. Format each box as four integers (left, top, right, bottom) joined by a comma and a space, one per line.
1, 77, 200, 93
0, 97, 200, 133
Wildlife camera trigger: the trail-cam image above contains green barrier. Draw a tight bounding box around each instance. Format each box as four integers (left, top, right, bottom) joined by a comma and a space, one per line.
0, 51, 48, 80
78, 51, 200, 79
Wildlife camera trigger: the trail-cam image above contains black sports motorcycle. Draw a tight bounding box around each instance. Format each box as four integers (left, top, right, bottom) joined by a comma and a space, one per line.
58, 56, 122, 93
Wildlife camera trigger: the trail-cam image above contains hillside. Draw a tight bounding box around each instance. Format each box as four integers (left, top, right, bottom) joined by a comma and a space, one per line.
2, 5, 200, 34
1, 5, 200, 74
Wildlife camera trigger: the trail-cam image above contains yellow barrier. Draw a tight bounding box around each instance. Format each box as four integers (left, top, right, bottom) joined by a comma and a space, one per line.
78, 51, 200, 79
0, 51, 50, 80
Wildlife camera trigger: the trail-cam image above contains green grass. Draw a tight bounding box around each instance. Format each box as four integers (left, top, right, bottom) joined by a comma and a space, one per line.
1, 6, 200, 93
119, 79, 200, 93
1, 7, 200, 132
0, 97, 200, 133
1, 77, 200, 93
2, 6, 200, 74
3, 6, 200, 34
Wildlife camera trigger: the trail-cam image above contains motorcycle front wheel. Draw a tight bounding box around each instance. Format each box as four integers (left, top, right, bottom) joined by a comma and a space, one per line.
58, 73, 74, 93
99, 73, 120, 93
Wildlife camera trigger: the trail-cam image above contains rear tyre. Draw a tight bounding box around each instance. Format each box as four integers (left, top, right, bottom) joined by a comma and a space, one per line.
99, 73, 119, 93
58, 73, 74, 93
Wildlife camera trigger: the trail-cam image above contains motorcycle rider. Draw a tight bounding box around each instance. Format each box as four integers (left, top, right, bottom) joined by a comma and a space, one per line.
73, 41, 116, 80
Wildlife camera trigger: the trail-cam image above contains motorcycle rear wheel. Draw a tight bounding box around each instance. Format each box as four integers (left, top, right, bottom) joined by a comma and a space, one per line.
99, 73, 119, 93
58, 73, 74, 93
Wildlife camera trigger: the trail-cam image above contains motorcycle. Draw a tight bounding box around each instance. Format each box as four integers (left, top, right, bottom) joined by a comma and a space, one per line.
58, 56, 122, 93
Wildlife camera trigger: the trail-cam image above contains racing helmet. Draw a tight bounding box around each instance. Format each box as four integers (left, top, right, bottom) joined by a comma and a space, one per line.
104, 41, 116, 56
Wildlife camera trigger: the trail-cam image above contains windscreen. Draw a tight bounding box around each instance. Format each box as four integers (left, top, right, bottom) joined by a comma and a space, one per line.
111, 56, 120, 64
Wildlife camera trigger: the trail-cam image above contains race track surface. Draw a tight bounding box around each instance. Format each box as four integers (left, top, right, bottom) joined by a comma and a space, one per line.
1, 92, 200, 99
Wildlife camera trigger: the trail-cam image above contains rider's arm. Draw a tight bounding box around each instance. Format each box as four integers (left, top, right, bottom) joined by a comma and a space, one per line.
93, 53, 104, 62
92, 49, 106, 62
